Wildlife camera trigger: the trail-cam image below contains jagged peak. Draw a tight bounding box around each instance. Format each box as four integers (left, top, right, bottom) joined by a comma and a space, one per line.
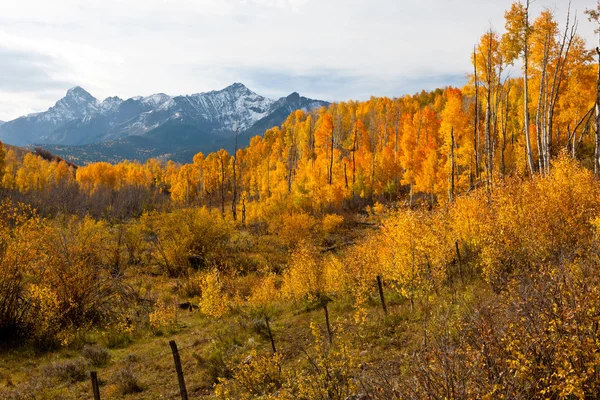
219, 82, 255, 95
227, 82, 247, 90
65, 86, 95, 100
285, 92, 300, 103
102, 96, 123, 102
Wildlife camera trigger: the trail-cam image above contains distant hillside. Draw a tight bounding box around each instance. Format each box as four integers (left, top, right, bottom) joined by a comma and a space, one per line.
0, 84, 328, 164
3, 143, 32, 162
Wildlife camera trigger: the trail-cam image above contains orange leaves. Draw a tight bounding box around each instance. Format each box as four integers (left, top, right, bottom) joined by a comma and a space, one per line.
501, 1, 528, 65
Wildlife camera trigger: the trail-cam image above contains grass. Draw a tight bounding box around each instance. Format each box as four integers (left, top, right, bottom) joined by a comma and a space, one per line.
0, 291, 384, 398
0, 214, 419, 399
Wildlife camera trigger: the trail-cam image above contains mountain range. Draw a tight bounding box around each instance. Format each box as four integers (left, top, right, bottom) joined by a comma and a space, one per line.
0, 84, 328, 164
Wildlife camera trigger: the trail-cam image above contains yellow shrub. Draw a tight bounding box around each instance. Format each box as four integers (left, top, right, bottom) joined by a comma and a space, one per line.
199, 269, 228, 318
214, 350, 283, 399
382, 209, 451, 307
149, 297, 176, 333
322, 213, 344, 234
274, 212, 316, 248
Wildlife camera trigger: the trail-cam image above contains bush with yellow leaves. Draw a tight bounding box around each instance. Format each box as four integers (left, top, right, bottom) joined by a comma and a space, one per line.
271, 212, 316, 248
214, 350, 283, 399
321, 213, 344, 234
26, 284, 61, 347
214, 323, 361, 400
382, 209, 451, 311
286, 323, 361, 399
140, 207, 233, 277
198, 269, 229, 318
450, 155, 600, 291
149, 296, 176, 334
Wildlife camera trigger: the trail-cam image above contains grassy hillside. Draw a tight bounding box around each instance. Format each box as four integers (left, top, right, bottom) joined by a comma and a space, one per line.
1, 157, 600, 399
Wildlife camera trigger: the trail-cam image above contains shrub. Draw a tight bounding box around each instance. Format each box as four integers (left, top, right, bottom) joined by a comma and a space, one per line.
322, 213, 344, 234
273, 212, 316, 248
194, 348, 231, 387
82, 345, 111, 367
149, 297, 177, 334
42, 358, 88, 384
198, 269, 228, 318
214, 350, 283, 399
112, 365, 143, 395
140, 208, 233, 277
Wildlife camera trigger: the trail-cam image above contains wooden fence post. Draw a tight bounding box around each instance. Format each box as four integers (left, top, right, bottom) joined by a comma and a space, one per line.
376, 275, 388, 315
265, 315, 277, 353
90, 371, 101, 400
169, 340, 188, 400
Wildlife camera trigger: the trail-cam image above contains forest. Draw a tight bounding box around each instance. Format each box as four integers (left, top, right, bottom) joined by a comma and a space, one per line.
1, 1, 600, 398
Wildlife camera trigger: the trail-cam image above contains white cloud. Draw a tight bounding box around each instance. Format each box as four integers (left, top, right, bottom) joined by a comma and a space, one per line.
0, 0, 596, 120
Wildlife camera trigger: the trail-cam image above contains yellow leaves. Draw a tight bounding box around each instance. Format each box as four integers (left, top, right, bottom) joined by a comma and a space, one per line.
321, 213, 344, 234
501, 1, 528, 64
27, 284, 61, 336
282, 240, 324, 302
479, 156, 600, 286
198, 269, 228, 318
149, 296, 177, 333
76, 160, 154, 195
141, 207, 233, 276
288, 322, 360, 400
248, 274, 279, 311
214, 350, 283, 400
382, 209, 450, 302
271, 212, 316, 248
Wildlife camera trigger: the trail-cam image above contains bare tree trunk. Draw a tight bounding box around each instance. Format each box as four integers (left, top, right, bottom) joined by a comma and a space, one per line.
376, 275, 388, 315
455, 240, 464, 285
473, 46, 481, 180
535, 36, 549, 174
547, 6, 576, 174
220, 157, 225, 216
484, 31, 494, 184
329, 119, 335, 185
596, 46, 600, 175
343, 162, 348, 189
499, 85, 510, 178
232, 126, 238, 221
448, 127, 455, 201
241, 192, 246, 226
351, 117, 358, 195
524, 0, 535, 176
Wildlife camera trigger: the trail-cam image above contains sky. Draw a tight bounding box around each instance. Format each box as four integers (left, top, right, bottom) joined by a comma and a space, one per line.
0, 0, 596, 121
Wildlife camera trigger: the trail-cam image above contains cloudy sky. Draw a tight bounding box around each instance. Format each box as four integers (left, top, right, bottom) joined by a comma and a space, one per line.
0, 0, 596, 121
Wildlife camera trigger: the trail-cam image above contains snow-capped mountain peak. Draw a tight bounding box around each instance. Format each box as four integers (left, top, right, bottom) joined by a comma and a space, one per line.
46, 86, 100, 121
100, 96, 124, 113
65, 86, 95, 100
0, 83, 329, 149
141, 93, 172, 107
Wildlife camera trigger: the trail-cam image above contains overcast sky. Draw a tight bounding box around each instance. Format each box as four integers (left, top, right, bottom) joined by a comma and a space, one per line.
0, 0, 596, 121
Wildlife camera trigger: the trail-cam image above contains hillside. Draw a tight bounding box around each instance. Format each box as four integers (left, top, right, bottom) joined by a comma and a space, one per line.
0, 1, 599, 399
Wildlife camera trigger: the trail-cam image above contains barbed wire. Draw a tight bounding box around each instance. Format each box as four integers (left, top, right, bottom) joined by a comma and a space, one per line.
138, 340, 200, 363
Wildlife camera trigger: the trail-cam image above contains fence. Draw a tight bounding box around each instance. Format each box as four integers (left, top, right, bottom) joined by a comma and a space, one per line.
90, 340, 190, 400
87, 275, 392, 399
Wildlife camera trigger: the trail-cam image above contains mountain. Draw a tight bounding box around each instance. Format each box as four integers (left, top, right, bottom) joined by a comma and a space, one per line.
0, 87, 111, 146
0, 121, 4, 127
0, 84, 328, 163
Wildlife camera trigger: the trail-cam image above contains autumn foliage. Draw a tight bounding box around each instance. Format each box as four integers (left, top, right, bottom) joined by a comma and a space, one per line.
2, 1, 600, 398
